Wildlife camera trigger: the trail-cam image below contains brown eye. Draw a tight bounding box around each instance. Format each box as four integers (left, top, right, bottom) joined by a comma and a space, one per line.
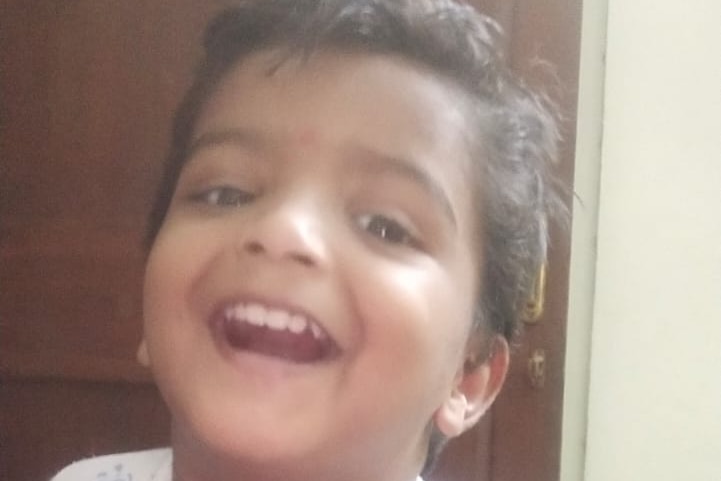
191, 186, 255, 207
358, 214, 418, 247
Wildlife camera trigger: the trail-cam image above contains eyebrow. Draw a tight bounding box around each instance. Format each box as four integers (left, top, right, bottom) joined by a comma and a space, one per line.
186, 129, 458, 228
348, 144, 458, 229
187, 128, 269, 158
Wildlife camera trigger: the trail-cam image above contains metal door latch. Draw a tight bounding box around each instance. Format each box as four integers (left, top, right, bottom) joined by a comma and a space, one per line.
527, 348, 546, 389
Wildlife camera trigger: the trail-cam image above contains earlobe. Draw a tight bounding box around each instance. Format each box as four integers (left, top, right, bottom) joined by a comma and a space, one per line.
434, 336, 510, 438
434, 388, 469, 437
136, 338, 151, 368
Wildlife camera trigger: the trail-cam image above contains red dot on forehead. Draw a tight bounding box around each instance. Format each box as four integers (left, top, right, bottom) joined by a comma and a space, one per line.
295, 128, 320, 147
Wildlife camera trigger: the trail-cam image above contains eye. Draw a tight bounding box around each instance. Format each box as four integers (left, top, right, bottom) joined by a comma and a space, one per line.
358, 214, 419, 247
190, 186, 255, 207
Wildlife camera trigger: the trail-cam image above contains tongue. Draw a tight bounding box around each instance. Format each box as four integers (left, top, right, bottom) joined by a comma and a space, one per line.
222, 319, 331, 363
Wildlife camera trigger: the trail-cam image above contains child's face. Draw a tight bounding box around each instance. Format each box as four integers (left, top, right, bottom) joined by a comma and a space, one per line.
143, 50, 500, 478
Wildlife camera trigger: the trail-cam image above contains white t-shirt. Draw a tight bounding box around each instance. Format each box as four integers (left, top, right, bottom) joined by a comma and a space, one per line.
50, 448, 425, 481
50, 448, 172, 481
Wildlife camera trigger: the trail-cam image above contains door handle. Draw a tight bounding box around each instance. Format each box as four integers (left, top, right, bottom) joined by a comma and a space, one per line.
527, 348, 546, 389
522, 264, 547, 324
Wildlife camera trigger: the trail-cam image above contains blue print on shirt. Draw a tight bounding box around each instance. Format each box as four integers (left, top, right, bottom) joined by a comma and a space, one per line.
96, 463, 132, 481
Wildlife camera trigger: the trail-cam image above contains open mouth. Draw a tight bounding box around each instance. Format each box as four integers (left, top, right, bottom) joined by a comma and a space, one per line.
213, 302, 338, 364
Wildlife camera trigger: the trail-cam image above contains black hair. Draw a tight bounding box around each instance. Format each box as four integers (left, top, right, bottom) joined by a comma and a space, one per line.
145, 0, 566, 473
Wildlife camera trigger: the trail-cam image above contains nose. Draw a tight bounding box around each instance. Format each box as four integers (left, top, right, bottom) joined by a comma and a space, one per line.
238, 194, 329, 269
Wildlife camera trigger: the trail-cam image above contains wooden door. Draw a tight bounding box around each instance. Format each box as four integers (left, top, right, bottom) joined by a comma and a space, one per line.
430, 2, 582, 481
0, 2, 581, 481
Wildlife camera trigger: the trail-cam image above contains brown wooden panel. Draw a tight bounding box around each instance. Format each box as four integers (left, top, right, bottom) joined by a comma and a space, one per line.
0, 380, 169, 481
0, 0, 243, 355
0, 350, 153, 384
433, 2, 581, 481
0, 4, 243, 348
488, 0, 582, 480
0, 227, 145, 359
430, 415, 492, 481
0, 2, 235, 480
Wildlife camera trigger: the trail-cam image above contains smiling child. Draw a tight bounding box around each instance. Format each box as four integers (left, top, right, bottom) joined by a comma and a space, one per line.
52, 1, 564, 481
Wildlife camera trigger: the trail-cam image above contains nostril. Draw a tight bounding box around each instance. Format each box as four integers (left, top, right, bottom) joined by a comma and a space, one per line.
245, 241, 264, 255
242, 239, 318, 267
289, 252, 315, 267
237, 209, 328, 268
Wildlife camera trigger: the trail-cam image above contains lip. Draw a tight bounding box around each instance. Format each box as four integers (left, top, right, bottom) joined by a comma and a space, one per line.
207, 294, 341, 365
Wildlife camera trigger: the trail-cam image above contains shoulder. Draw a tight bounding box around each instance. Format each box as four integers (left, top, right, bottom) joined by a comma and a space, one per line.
50, 448, 172, 481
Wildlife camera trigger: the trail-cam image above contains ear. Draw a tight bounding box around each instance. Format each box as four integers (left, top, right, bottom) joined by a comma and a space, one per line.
136, 338, 151, 368
433, 335, 509, 438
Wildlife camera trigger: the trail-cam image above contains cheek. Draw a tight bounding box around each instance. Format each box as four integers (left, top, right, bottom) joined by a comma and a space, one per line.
142, 233, 187, 370
141, 223, 227, 406
144, 229, 191, 319
144, 216, 224, 293
142, 222, 219, 345
350, 260, 474, 391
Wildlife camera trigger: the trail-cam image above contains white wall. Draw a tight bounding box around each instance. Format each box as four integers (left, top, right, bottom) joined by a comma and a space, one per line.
560, 0, 607, 479
564, 1, 721, 480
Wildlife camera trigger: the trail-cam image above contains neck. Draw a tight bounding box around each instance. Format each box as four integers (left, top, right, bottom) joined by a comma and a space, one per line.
170, 427, 424, 481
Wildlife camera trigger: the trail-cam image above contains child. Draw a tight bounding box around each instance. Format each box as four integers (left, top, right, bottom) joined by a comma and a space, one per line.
52, 0, 563, 480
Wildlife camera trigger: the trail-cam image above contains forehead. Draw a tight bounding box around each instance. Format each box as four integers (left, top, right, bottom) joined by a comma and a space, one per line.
197, 49, 475, 158
193, 49, 482, 247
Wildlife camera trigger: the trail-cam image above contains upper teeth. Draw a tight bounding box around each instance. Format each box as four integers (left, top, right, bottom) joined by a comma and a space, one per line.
224, 302, 326, 339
